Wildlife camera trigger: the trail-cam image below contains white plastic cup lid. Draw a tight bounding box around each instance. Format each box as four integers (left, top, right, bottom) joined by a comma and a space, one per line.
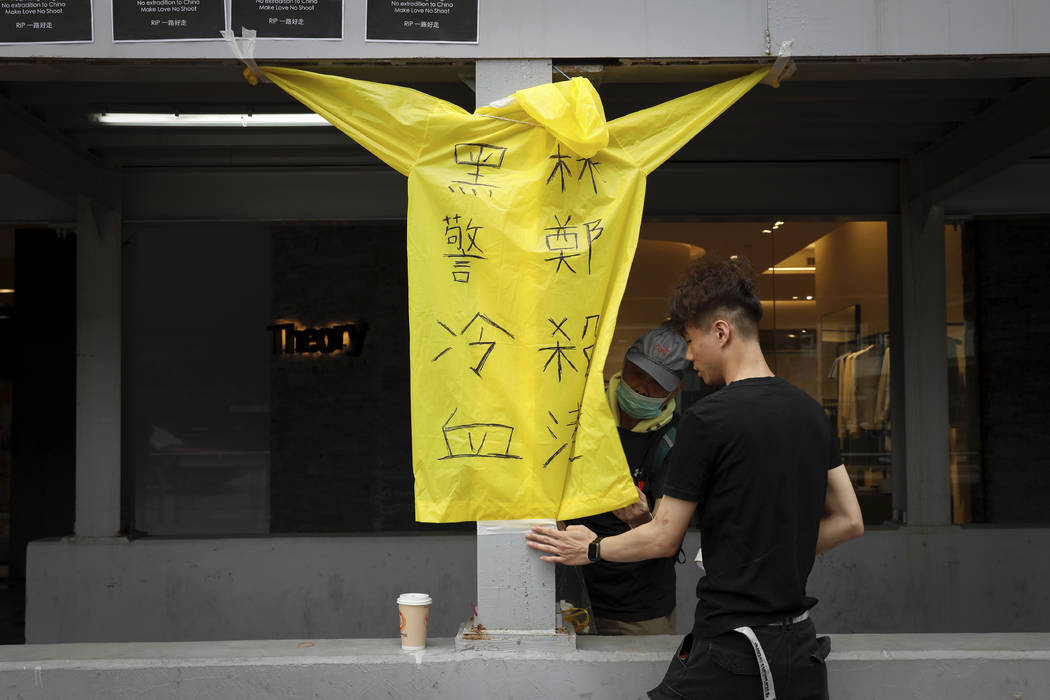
397, 593, 432, 606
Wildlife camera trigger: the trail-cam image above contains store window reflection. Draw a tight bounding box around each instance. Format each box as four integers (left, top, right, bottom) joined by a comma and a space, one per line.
946, 223, 982, 523
611, 221, 893, 525
127, 225, 271, 536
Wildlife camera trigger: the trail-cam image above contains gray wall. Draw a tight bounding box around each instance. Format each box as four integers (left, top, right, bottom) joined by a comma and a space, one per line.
26, 526, 1050, 643
27, 535, 476, 643
0, 0, 1047, 59
1, 634, 1048, 700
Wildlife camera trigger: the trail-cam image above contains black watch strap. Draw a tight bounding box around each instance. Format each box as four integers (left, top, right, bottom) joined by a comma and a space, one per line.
587, 536, 603, 562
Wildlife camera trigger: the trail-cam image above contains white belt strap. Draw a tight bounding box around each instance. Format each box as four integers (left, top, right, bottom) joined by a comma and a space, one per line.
731, 612, 808, 700
733, 625, 775, 700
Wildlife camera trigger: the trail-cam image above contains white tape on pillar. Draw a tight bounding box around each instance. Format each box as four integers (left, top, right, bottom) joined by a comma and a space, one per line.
477, 519, 557, 536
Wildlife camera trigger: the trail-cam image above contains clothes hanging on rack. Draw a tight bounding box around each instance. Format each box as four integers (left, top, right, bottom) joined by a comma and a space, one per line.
873, 346, 891, 429
852, 344, 883, 433
836, 349, 855, 438
833, 334, 890, 439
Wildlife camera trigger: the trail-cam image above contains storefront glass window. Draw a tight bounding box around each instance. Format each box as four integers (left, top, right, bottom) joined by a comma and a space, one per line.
945, 224, 983, 524
127, 222, 424, 536
952, 220, 1050, 525
608, 221, 894, 525
127, 225, 272, 536
130, 220, 898, 533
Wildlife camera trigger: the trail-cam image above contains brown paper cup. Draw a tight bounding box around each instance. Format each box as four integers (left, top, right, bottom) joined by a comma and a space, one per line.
397, 593, 432, 650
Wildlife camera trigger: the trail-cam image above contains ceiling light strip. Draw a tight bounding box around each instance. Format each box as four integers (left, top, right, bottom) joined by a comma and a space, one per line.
93, 113, 330, 127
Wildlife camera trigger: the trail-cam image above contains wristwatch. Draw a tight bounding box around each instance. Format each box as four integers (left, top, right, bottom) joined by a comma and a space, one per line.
587, 536, 603, 563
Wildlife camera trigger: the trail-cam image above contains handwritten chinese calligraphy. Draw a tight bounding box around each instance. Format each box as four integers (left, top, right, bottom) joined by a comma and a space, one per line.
443, 214, 486, 283
450, 143, 507, 197
543, 402, 583, 468
581, 313, 600, 370
547, 145, 573, 192
545, 145, 603, 194
577, 156, 601, 193
538, 314, 600, 381
432, 312, 515, 378
582, 218, 603, 274
440, 408, 522, 460
543, 216, 604, 275
543, 215, 580, 274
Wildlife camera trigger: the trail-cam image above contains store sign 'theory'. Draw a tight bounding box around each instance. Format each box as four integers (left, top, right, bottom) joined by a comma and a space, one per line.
267, 321, 368, 357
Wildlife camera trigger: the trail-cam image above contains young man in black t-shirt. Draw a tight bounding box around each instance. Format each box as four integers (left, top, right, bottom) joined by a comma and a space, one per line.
527, 255, 864, 700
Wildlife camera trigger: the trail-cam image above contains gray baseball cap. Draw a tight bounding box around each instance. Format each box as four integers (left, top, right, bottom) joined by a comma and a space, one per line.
625, 327, 691, 392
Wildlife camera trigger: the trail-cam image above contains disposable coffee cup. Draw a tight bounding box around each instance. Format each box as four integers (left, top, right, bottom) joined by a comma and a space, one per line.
398, 593, 432, 650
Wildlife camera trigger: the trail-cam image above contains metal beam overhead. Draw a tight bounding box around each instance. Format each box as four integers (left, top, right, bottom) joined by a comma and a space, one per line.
114, 161, 900, 223
943, 159, 1050, 216
908, 77, 1050, 204
0, 94, 120, 208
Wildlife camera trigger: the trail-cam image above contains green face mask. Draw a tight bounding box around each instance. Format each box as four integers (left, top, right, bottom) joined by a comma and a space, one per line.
616, 380, 667, 419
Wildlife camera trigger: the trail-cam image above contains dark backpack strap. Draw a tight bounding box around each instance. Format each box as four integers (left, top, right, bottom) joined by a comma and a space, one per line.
651, 425, 676, 472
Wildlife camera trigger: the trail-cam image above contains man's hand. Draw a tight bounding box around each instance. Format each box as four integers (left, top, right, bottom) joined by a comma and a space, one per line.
525, 524, 595, 566
612, 485, 652, 528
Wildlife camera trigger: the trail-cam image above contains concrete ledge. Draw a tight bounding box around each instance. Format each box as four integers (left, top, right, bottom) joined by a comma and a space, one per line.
29, 529, 1050, 643
0, 634, 1046, 699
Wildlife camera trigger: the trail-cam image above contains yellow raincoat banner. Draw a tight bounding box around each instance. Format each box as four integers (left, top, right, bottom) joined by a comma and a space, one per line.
263, 66, 768, 522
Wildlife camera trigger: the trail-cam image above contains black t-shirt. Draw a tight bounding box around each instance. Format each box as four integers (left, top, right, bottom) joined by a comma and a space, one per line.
570, 421, 677, 622
661, 377, 841, 637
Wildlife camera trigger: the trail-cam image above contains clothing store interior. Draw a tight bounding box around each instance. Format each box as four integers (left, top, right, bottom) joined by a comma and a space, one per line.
614, 221, 978, 526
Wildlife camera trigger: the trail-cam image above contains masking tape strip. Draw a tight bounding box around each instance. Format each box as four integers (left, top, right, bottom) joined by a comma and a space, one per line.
761, 40, 796, 88
220, 28, 269, 85
477, 519, 557, 535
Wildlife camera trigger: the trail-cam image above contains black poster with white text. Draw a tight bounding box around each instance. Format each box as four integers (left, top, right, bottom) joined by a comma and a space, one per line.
366, 0, 477, 43
0, 0, 91, 43
112, 0, 225, 41
232, 0, 341, 39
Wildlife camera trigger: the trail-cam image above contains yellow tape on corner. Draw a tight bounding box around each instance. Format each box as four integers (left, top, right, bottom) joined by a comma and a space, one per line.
263, 66, 769, 522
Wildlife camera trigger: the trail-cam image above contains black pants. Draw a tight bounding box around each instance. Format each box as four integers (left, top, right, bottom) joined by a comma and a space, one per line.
648, 619, 830, 700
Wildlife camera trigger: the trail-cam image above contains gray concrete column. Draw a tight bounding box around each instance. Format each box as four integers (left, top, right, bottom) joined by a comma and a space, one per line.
474, 59, 552, 109
898, 186, 951, 526
472, 59, 559, 636
75, 197, 123, 537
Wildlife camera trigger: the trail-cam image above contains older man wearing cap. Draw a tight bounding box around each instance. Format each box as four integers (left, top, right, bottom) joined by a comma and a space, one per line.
566, 326, 692, 635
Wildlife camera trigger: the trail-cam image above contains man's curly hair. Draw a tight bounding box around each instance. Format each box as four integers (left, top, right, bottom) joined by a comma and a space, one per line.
668, 255, 763, 337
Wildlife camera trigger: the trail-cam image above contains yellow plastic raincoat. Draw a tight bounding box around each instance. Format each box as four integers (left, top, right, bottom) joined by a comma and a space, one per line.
263, 65, 769, 522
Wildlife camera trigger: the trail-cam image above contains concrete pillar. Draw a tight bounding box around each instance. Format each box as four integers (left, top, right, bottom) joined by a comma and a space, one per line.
886, 217, 907, 523
897, 183, 951, 526
471, 59, 561, 638
75, 197, 122, 537
475, 520, 558, 632
474, 59, 552, 109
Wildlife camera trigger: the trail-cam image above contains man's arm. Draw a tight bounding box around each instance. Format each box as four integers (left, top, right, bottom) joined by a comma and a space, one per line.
611, 485, 655, 528
817, 464, 864, 554
526, 495, 696, 566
